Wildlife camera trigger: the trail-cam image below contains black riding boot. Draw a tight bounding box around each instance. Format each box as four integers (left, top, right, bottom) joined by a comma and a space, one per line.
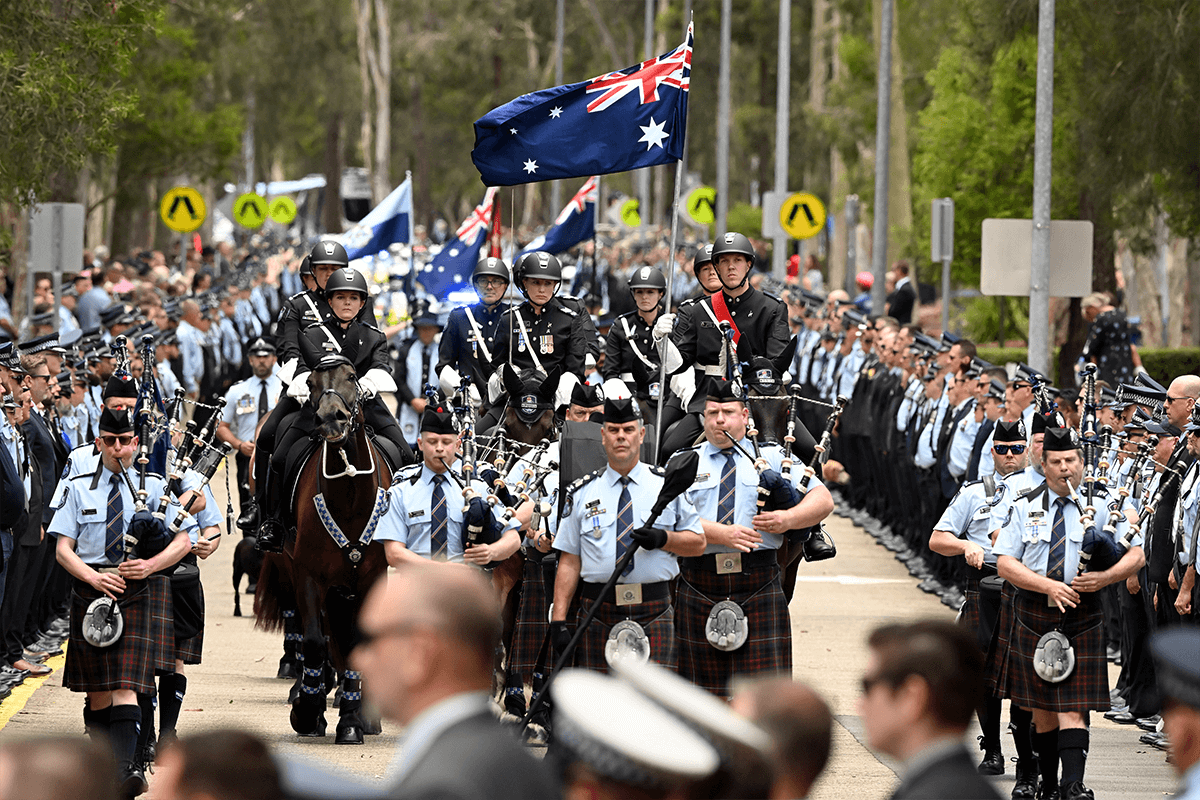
255, 466, 286, 553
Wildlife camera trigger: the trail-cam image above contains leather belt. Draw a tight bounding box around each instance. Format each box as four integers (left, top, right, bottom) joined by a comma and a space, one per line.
967, 563, 999, 578
580, 580, 670, 605
85, 564, 122, 574
680, 549, 778, 573
701, 364, 724, 376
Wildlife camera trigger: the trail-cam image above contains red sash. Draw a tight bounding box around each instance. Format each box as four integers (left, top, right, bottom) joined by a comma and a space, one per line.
709, 292, 741, 345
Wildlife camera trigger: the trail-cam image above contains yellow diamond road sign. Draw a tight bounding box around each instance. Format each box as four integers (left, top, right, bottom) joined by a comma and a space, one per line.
233, 192, 267, 229
620, 198, 641, 228
779, 192, 826, 240
268, 196, 298, 226
685, 186, 717, 226
160, 186, 205, 233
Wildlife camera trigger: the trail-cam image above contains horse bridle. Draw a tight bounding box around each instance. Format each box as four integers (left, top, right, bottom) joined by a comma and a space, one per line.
314, 376, 364, 444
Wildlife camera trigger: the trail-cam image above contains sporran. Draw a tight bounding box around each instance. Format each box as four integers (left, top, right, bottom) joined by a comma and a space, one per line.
82, 596, 124, 648
705, 599, 748, 652
604, 619, 650, 667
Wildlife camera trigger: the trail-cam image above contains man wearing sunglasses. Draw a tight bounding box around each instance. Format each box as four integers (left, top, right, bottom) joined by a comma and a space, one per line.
930, 419, 1037, 794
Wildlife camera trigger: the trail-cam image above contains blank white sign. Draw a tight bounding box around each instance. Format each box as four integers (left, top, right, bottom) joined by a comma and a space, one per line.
980, 218, 1093, 297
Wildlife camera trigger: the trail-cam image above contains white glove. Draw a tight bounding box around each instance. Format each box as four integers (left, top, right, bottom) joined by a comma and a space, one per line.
359, 368, 398, 399
555, 372, 580, 410
277, 358, 298, 386
288, 374, 311, 403
487, 370, 503, 404
670, 369, 696, 409
468, 383, 482, 408
652, 312, 676, 342
438, 365, 461, 399
659, 338, 683, 375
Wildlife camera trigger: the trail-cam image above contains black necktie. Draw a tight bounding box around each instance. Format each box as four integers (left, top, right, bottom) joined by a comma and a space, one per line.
105, 474, 125, 564
420, 344, 432, 391
1048, 497, 1069, 583
430, 474, 448, 561
617, 476, 635, 576
718, 450, 737, 525
259, 379, 269, 419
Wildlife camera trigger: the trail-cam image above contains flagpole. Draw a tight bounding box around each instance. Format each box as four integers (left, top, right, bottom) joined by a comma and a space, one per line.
652, 13, 693, 465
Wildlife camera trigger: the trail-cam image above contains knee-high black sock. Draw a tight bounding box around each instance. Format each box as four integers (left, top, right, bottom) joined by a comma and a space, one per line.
1033, 729, 1059, 791
83, 702, 111, 740
1011, 706, 1035, 762
1058, 728, 1088, 789
159, 674, 186, 734
980, 694, 1003, 751
107, 704, 142, 768
135, 691, 156, 756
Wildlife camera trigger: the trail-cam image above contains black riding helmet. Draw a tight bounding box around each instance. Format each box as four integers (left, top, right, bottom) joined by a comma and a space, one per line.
310, 240, 350, 268
514, 252, 562, 302
627, 265, 667, 292
710, 232, 755, 291
473, 256, 510, 286
298, 254, 313, 277
324, 266, 369, 300
693, 243, 714, 270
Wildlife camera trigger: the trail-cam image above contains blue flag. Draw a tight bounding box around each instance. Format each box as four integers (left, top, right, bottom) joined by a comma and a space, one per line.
416, 187, 497, 301
342, 178, 412, 260
472, 23, 691, 186
518, 177, 597, 258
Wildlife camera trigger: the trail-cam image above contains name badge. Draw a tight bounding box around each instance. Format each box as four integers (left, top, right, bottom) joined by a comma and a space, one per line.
695, 474, 710, 483
82, 508, 97, 516
409, 510, 425, 518
236, 394, 255, 415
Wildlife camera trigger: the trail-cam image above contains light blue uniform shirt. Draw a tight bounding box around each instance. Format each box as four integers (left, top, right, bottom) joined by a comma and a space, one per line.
987, 465, 1045, 539
221, 375, 282, 443
218, 317, 242, 368
947, 400, 979, 478
157, 360, 180, 398
682, 438, 819, 554
176, 320, 205, 394
555, 461, 702, 583
836, 341, 865, 399
993, 484, 1138, 584
375, 461, 518, 562
47, 466, 197, 564
914, 392, 949, 469
1, 419, 30, 501
1177, 461, 1200, 567
933, 479, 999, 564
895, 376, 921, 433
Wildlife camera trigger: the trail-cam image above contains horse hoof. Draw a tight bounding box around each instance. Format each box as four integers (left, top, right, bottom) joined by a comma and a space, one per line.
277, 661, 299, 680
233, 607, 242, 618
290, 709, 327, 737
335, 725, 364, 745
362, 716, 383, 735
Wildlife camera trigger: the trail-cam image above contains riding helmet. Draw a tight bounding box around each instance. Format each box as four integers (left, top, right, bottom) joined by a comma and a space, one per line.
515, 252, 562, 296
298, 254, 313, 277
693, 243, 714, 270
627, 265, 667, 292
710, 232, 755, 269
324, 267, 369, 299
473, 256, 510, 286
310, 240, 350, 268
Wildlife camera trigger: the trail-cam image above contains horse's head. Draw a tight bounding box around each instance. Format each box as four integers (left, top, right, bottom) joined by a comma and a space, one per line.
502, 363, 559, 446
739, 336, 798, 444
309, 355, 361, 444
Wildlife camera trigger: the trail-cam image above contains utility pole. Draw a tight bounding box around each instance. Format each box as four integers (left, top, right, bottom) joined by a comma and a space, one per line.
771, 0, 791, 280
716, 0, 731, 237
869, 0, 893, 314
1028, 0, 1055, 375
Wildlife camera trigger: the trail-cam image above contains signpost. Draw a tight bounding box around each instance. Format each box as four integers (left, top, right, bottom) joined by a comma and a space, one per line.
980, 219, 1093, 297
30, 203, 85, 327
778, 192, 826, 240
233, 192, 267, 229
619, 198, 642, 228
931, 198, 954, 333
160, 185, 206, 273
268, 196, 298, 226
684, 186, 716, 227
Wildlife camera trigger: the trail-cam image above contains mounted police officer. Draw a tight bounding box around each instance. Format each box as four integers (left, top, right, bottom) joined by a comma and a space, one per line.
601, 266, 669, 414
485, 252, 599, 431
657, 234, 791, 456
551, 395, 705, 674
256, 267, 411, 553
437, 256, 511, 410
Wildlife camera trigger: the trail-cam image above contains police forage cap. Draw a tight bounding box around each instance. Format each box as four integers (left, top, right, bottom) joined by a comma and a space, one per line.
612, 657, 773, 767
1150, 626, 1200, 709
628, 265, 667, 291
248, 337, 275, 356
603, 396, 641, 424
419, 406, 458, 435
1042, 427, 1080, 452
994, 418, 1026, 443
571, 381, 603, 407
310, 240, 349, 267
706, 378, 742, 403
98, 407, 135, 434
102, 373, 139, 400
551, 670, 719, 786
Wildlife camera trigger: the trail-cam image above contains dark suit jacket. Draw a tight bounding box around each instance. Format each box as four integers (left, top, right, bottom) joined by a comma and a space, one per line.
887, 280, 916, 324
390, 711, 558, 800
889, 745, 1002, 800
0, 435, 26, 538
24, 412, 58, 529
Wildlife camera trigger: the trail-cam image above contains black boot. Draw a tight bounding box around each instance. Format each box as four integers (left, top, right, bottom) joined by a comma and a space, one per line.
1012, 758, 1040, 800
802, 526, 837, 561
255, 469, 286, 553
108, 704, 148, 798
237, 500, 260, 532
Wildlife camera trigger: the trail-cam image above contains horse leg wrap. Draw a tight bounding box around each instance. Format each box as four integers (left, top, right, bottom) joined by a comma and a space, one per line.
301, 666, 325, 695
340, 670, 363, 714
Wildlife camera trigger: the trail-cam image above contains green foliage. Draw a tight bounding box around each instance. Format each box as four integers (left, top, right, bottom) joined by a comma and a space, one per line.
0, 0, 164, 203
725, 202, 764, 241
974, 346, 1060, 385
962, 296, 1030, 347
1139, 349, 1200, 388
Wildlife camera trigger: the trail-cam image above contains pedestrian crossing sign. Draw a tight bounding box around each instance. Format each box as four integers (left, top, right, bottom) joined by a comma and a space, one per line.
160, 186, 206, 233
234, 192, 268, 229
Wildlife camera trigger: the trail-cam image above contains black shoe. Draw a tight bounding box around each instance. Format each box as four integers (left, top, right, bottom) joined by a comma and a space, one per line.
1061, 781, 1094, 800
978, 748, 1005, 775
1012, 760, 1039, 800
802, 529, 837, 561
119, 763, 148, 798
255, 518, 286, 553
1135, 714, 1162, 732
1035, 784, 1059, 800
237, 502, 260, 532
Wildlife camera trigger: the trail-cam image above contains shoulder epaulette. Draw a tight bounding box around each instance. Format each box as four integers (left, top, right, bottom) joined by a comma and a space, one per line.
395, 464, 422, 485
1019, 484, 1047, 501
288, 291, 308, 301
648, 464, 666, 476
762, 291, 784, 304
553, 299, 579, 317
565, 468, 604, 496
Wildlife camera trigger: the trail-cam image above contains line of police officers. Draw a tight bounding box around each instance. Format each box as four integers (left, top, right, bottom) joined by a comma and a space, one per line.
786, 290, 1200, 800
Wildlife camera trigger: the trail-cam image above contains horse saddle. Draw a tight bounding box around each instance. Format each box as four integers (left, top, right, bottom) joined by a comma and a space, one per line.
279, 432, 402, 515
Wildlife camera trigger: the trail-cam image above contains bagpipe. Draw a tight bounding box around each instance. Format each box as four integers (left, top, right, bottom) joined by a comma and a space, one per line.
151, 391, 231, 537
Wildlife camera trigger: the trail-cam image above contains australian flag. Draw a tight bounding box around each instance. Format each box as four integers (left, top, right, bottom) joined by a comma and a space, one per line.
518, 176, 597, 258
472, 22, 692, 186
342, 178, 412, 261
417, 187, 498, 300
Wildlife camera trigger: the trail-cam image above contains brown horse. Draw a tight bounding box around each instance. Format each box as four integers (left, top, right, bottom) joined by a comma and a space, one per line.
254, 356, 391, 744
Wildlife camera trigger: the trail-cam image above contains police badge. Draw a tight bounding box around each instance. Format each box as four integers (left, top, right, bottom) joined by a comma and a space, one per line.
604, 619, 651, 667
82, 596, 123, 648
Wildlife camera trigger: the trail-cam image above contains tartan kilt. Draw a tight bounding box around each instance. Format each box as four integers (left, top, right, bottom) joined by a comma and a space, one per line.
65, 577, 158, 694
991, 586, 1109, 713
959, 569, 1002, 655
676, 563, 792, 698
574, 595, 676, 674
508, 555, 549, 680
146, 574, 177, 674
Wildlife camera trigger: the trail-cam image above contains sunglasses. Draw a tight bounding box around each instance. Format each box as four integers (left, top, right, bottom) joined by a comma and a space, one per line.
993, 444, 1026, 455
99, 434, 135, 447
